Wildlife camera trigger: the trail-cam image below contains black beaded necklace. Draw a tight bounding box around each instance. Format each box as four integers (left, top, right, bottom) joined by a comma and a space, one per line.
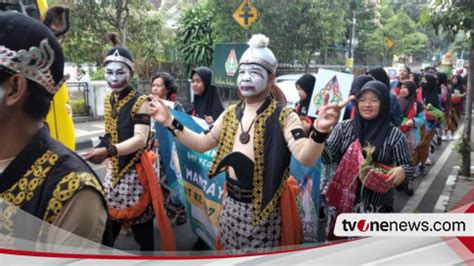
239, 103, 256, 144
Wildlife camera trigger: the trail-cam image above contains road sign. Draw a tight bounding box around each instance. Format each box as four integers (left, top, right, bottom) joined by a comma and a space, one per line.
384, 37, 395, 49
232, 0, 260, 30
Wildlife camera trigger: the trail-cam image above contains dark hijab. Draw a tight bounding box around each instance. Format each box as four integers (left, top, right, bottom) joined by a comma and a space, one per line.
421, 74, 440, 108
353, 81, 392, 157
367, 67, 391, 89
452, 74, 465, 93
295, 74, 316, 116
436, 72, 448, 87
190, 67, 224, 120
398, 80, 424, 116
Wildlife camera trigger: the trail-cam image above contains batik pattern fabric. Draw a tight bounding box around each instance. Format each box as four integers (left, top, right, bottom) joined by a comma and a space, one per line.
219, 196, 281, 254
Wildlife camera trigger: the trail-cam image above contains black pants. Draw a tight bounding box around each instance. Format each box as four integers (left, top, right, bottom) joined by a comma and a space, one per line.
110, 219, 154, 251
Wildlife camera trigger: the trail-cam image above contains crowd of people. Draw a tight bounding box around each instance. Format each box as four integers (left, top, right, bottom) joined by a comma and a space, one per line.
0, 11, 469, 255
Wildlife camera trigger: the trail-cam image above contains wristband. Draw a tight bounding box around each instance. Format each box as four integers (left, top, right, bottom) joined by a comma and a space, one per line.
106, 145, 118, 157
167, 118, 184, 136
310, 125, 329, 144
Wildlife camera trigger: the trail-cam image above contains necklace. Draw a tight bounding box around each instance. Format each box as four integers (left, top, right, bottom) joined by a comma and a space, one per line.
239, 103, 256, 144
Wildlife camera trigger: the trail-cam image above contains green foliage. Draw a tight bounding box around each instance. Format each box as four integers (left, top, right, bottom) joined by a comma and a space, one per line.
176, 3, 214, 75
89, 68, 104, 81
70, 98, 86, 116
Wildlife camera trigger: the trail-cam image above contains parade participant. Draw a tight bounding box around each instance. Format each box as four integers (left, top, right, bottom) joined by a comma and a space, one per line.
150, 72, 187, 226
323, 81, 414, 240
188, 67, 224, 125
150, 34, 352, 253
448, 74, 466, 137
0, 12, 110, 246
393, 65, 411, 96
294, 74, 316, 133
150, 72, 184, 112
84, 45, 174, 251
398, 80, 426, 180
367, 67, 403, 127
342, 75, 373, 120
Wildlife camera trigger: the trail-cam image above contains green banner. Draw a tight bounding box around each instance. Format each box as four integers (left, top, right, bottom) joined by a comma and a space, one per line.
211, 43, 248, 88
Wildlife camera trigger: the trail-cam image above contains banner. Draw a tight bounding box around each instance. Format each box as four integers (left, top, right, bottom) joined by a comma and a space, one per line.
307, 69, 353, 119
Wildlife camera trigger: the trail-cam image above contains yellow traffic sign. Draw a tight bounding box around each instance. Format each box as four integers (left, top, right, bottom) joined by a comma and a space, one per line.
232, 0, 260, 30
384, 37, 395, 49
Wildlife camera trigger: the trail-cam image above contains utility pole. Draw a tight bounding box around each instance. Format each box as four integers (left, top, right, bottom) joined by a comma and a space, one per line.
346, 0, 356, 72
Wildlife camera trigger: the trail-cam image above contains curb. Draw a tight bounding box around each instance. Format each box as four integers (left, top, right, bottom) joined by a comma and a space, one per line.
433, 166, 460, 213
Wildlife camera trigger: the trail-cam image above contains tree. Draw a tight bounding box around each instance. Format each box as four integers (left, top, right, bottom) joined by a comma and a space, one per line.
175, 3, 214, 76
430, 0, 474, 177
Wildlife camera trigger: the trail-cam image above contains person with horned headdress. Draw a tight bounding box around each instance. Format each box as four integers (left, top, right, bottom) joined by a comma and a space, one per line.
0, 12, 111, 247
83, 37, 174, 251
150, 34, 352, 253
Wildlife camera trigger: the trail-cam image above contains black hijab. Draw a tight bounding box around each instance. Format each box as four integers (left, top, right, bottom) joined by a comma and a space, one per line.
436, 72, 448, 87
399, 80, 423, 116
367, 67, 391, 89
190, 67, 224, 120
422, 74, 440, 108
452, 74, 465, 93
353, 81, 392, 157
295, 74, 316, 116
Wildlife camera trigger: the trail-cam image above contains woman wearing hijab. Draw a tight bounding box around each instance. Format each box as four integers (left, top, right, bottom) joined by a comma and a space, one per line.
421, 73, 443, 165
436, 72, 452, 141
294, 74, 315, 133
448, 74, 466, 138
367, 67, 403, 127
342, 75, 373, 120
409, 72, 423, 102
189, 67, 224, 125
322, 80, 414, 240
398, 80, 426, 179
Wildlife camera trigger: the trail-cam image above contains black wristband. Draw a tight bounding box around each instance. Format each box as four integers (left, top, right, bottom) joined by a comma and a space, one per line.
106, 144, 118, 157
167, 118, 184, 136
310, 126, 329, 144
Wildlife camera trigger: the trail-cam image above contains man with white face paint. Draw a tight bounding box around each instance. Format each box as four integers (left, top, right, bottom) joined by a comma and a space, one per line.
84, 46, 175, 251
150, 34, 354, 253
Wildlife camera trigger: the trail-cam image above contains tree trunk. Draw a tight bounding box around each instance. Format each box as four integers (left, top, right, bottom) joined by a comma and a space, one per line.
459, 25, 473, 177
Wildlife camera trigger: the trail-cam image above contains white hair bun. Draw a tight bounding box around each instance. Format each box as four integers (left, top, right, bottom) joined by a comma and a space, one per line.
248, 34, 269, 48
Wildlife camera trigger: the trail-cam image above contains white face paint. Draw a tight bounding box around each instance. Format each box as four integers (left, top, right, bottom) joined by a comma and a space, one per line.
104, 62, 131, 93
237, 64, 268, 97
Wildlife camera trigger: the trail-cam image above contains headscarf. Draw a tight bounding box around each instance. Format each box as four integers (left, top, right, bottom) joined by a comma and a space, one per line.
452, 74, 465, 93
190, 67, 224, 120
398, 80, 423, 116
422, 73, 440, 108
353, 81, 392, 157
436, 72, 448, 87
367, 67, 391, 89
342, 75, 373, 120
410, 72, 421, 87
295, 74, 316, 116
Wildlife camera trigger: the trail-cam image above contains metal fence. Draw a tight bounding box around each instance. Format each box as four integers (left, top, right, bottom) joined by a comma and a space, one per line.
67, 82, 91, 117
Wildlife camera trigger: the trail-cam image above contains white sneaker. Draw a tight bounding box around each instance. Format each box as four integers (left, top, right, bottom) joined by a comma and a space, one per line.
425, 158, 432, 165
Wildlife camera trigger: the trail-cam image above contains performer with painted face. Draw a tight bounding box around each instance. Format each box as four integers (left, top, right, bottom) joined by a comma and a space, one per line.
0, 12, 110, 247
84, 46, 174, 251
150, 34, 352, 253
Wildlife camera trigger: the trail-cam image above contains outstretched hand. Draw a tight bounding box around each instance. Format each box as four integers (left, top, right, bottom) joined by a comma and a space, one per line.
314, 93, 355, 132
149, 95, 172, 126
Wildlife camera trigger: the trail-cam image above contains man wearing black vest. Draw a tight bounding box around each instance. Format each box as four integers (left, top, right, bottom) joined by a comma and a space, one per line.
0, 12, 109, 247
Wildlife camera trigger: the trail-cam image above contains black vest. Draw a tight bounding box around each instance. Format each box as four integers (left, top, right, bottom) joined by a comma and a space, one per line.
0, 126, 111, 247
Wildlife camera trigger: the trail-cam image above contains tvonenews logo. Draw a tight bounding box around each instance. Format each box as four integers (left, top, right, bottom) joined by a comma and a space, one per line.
334, 214, 474, 237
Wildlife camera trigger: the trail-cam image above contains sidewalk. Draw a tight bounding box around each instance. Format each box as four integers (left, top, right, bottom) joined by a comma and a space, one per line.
75, 119, 104, 150
435, 108, 474, 213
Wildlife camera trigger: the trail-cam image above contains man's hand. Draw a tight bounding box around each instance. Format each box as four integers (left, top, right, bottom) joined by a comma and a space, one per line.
149, 96, 172, 126
385, 166, 406, 186
314, 93, 355, 132
82, 148, 108, 165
